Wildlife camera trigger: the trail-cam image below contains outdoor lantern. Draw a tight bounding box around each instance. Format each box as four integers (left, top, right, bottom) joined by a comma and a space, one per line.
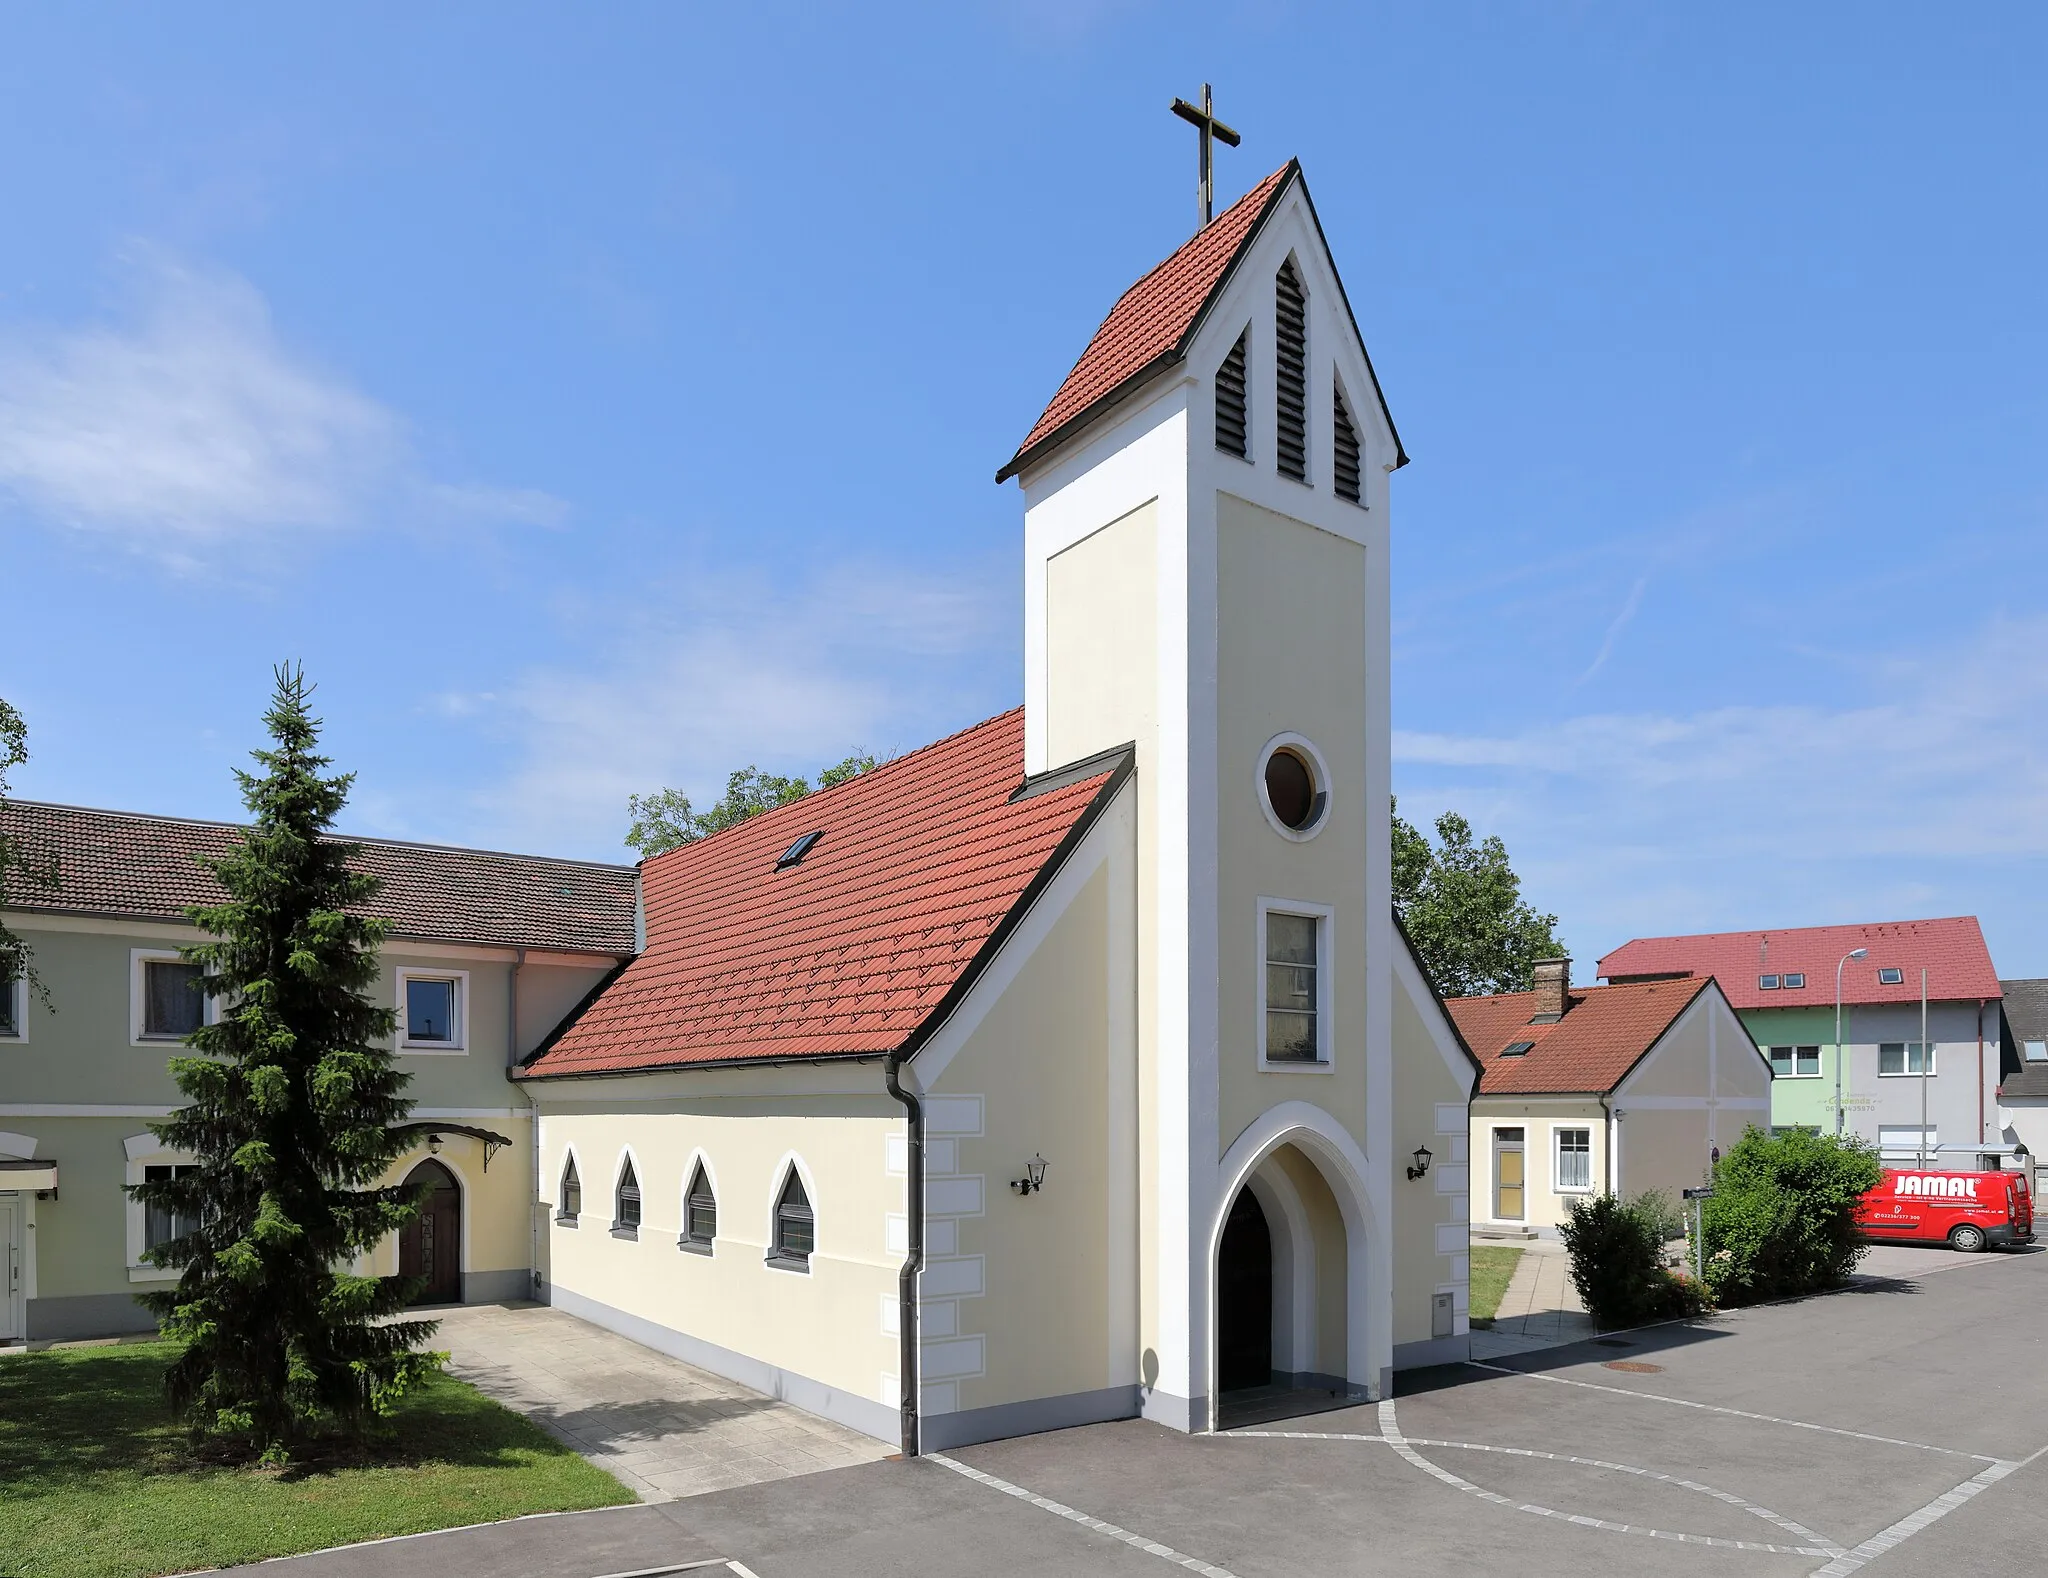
1011, 1153, 1049, 1196
1406, 1144, 1433, 1182
427, 1133, 443, 1154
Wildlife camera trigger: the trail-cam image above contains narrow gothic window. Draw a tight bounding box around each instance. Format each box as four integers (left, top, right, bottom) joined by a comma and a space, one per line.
1274, 260, 1308, 482
772, 1169, 814, 1268
1215, 328, 1249, 458
682, 1163, 717, 1250
1333, 379, 1362, 504
558, 1156, 581, 1223
612, 1158, 640, 1235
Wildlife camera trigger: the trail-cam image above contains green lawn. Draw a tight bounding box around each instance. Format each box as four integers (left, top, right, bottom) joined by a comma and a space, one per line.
0, 1341, 632, 1578
1467, 1246, 1525, 1328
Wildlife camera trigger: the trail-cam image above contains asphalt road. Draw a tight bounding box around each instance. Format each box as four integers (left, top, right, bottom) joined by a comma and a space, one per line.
262, 1243, 2048, 1578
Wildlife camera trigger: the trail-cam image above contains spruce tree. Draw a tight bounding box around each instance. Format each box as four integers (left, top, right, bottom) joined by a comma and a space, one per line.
134, 666, 439, 1455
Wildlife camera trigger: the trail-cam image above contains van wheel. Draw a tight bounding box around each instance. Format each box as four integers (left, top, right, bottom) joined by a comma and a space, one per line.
1949, 1224, 1987, 1254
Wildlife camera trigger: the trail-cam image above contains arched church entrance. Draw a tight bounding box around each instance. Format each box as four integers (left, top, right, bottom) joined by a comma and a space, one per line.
399, 1159, 462, 1306
1217, 1187, 1273, 1392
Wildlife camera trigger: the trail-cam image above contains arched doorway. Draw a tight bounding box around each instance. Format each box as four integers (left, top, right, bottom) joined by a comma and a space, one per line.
399, 1159, 461, 1305
1216, 1186, 1273, 1393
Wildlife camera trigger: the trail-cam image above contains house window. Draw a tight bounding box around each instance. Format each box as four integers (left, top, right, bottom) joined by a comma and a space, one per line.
1555, 1128, 1592, 1192
140, 959, 206, 1040
0, 968, 22, 1039
1782, 973, 1806, 989
1262, 908, 1324, 1064
399, 970, 467, 1052
770, 1170, 814, 1269
1257, 735, 1329, 839
681, 1163, 717, 1252
612, 1158, 641, 1237
1768, 1045, 1821, 1078
1877, 967, 1905, 986
557, 1156, 582, 1224
143, 1163, 201, 1254
1879, 1042, 1934, 1076
2026, 1041, 2047, 1063
1758, 974, 1780, 991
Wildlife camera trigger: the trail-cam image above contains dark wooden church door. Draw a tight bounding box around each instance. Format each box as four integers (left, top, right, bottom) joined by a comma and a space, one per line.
399, 1159, 461, 1305
1216, 1186, 1273, 1392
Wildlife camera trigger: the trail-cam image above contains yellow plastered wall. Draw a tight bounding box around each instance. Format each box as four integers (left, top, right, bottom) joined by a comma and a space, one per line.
1268, 1142, 1348, 1372
364, 1120, 534, 1287
1470, 1101, 1611, 1233
1392, 969, 1474, 1349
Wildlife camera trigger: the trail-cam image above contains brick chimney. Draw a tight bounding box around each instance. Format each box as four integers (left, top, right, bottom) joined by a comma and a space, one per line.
1532, 957, 1571, 1020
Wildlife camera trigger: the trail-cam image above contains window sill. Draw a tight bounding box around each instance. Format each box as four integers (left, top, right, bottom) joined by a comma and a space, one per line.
763, 1253, 812, 1275
127, 1266, 179, 1284
1259, 1057, 1334, 1075
398, 1044, 469, 1057
554, 1214, 579, 1228
1771, 1072, 1824, 1079
1877, 1072, 1937, 1079
677, 1237, 714, 1257
1554, 1186, 1594, 1196
609, 1224, 639, 1240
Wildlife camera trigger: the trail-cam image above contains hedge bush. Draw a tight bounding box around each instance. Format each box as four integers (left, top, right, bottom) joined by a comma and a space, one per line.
1697, 1126, 1882, 1306
1560, 1193, 1711, 1330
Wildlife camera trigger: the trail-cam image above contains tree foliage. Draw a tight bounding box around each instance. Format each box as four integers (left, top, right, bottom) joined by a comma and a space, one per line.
625, 752, 881, 858
0, 696, 60, 1009
1392, 799, 1564, 999
1559, 1192, 1710, 1329
1697, 1126, 1883, 1306
133, 666, 440, 1457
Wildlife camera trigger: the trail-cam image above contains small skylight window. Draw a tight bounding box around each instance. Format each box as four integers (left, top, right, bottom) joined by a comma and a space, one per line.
2027, 1041, 2048, 1063
1782, 972, 1805, 989
1758, 974, 1780, 990
1501, 1040, 1536, 1058
775, 830, 824, 870
1877, 967, 1904, 986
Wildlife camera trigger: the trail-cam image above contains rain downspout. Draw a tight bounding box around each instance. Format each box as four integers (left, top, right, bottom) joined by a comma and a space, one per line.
508, 947, 535, 1294
1979, 999, 1988, 1149
884, 1050, 923, 1457
1600, 1094, 1613, 1195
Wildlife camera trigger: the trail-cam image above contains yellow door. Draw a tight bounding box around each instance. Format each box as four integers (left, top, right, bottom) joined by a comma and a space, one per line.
1495, 1131, 1525, 1220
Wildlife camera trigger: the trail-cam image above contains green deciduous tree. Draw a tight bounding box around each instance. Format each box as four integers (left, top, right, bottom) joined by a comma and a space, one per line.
0, 697, 60, 1010
133, 666, 439, 1458
625, 752, 881, 857
1392, 799, 1564, 999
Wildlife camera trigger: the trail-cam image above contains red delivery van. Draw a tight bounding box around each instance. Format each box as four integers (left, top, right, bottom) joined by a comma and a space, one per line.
1856, 1168, 2034, 1252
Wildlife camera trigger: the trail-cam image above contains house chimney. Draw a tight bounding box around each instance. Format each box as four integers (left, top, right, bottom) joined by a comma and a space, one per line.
1532, 957, 1571, 1019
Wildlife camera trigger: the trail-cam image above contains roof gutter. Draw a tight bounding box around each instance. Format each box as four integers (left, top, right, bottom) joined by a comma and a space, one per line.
884, 1050, 924, 1458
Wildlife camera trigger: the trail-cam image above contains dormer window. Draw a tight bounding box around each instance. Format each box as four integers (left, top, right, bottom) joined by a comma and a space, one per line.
1333, 378, 1361, 504
1215, 328, 1248, 459
1759, 974, 1780, 990
1782, 972, 1805, 989
1274, 259, 1308, 482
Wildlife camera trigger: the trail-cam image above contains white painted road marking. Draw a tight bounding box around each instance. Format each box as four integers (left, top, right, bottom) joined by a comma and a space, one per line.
929, 1451, 1243, 1578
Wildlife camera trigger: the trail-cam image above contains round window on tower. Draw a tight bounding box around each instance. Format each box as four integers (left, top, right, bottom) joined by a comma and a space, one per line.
1257, 735, 1330, 840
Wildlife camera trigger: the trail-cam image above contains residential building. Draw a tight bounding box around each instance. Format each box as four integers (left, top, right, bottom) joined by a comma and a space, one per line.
0, 800, 635, 1344
1599, 918, 2012, 1166
1450, 959, 1769, 1238
1995, 978, 2048, 1194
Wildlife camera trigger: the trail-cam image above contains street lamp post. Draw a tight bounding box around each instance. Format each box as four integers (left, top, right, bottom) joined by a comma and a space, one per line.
1835, 947, 1869, 1138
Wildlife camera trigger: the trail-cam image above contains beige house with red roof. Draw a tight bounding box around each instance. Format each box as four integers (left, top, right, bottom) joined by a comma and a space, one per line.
1449, 960, 1770, 1237
517, 159, 1481, 1451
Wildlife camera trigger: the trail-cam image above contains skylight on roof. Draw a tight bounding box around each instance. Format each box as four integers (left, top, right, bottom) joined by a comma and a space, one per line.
1783, 972, 1805, 988
1501, 1040, 1536, 1057
1877, 967, 1904, 986
1759, 974, 1780, 990
775, 831, 824, 870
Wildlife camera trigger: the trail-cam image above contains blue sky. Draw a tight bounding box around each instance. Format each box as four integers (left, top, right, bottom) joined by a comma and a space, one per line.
4, 4, 2045, 977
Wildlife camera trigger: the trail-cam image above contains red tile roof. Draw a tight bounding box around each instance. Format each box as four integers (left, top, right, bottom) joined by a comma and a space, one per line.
995, 164, 1299, 484
1598, 918, 2001, 1011
0, 800, 636, 955
518, 711, 1127, 1078
1448, 978, 1715, 1096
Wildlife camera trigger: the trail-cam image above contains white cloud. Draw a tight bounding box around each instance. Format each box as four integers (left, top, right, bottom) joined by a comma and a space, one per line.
1396, 614, 2048, 953
0, 248, 563, 557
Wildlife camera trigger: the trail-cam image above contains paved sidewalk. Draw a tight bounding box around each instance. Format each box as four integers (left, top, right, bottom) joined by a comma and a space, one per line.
432, 1301, 891, 1502
1468, 1240, 1594, 1359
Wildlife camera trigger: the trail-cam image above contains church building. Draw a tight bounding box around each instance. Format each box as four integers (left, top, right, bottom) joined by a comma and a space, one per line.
519, 159, 1481, 1452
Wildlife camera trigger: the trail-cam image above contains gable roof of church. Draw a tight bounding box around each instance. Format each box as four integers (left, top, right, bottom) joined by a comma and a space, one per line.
996, 159, 1406, 484
0, 799, 637, 955
1448, 976, 1727, 1097
517, 710, 1130, 1078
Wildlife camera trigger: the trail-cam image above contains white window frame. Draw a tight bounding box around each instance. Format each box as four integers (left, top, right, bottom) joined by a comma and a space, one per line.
129, 949, 215, 1047
2026, 1040, 2048, 1063
1257, 896, 1335, 1073
1254, 732, 1333, 842
679, 1150, 718, 1255
1878, 1041, 1936, 1077
764, 1152, 819, 1274
1878, 1124, 1938, 1158
396, 968, 469, 1055
0, 970, 25, 1042
123, 1133, 195, 1283
1552, 1124, 1594, 1194
554, 1146, 584, 1226
1767, 1044, 1823, 1079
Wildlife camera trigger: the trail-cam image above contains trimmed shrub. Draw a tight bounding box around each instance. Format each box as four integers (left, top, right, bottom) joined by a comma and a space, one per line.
1698, 1126, 1883, 1306
1561, 1193, 1712, 1330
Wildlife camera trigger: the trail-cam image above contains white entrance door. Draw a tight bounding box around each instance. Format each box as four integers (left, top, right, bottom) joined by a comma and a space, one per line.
0, 1197, 19, 1341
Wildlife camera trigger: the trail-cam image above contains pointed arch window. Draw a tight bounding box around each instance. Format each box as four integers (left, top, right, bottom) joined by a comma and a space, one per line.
556, 1155, 581, 1225
769, 1168, 814, 1271
1333, 378, 1362, 505
612, 1157, 641, 1239
1274, 259, 1308, 482
1214, 327, 1249, 459
680, 1162, 717, 1254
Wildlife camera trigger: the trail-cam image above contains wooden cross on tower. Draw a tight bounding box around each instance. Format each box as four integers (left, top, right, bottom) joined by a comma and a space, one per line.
1171, 83, 1241, 230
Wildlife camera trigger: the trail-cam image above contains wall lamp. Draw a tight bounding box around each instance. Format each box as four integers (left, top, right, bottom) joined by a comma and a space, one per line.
1406, 1145, 1433, 1182
1011, 1154, 1048, 1196
427, 1133, 444, 1155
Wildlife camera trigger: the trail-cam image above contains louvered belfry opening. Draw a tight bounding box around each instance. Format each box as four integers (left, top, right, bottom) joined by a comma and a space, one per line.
1215, 327, 1249, 458
1274, 259, 1308, 481
1333, 378, 1362, 504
